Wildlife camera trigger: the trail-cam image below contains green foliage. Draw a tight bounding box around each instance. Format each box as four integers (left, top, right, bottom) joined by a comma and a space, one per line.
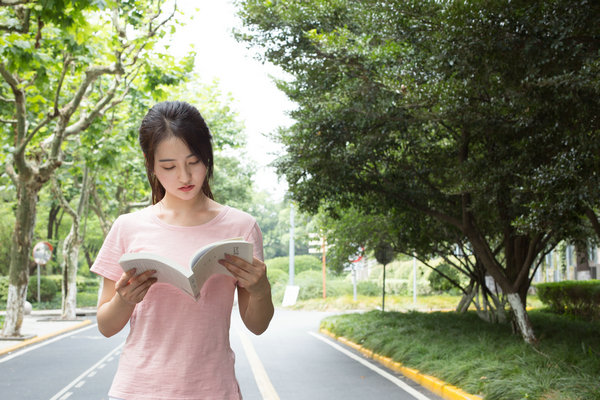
294, 270, 351, 300
76, 291, 98, 308
0, 204, 14, 276
0, 276, 8, 304
76, 276, 99, 293
236, 0, 600, 342
536, 280, 600, 320
267, 254, 322, 274
267, 268, 288, 286
26, 276, 58, 303
428, 262, 461, 293
356, 280, 379, 296
322, 310, 600, 399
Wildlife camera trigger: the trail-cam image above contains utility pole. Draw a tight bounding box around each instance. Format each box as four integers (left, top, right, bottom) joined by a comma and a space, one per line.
289, 203, 295, 286
282, 203, 299, 306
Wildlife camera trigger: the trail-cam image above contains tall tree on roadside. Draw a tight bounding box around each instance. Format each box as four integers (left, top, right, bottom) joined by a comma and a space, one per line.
236, 0, 600, 343
0, 0, 180, 337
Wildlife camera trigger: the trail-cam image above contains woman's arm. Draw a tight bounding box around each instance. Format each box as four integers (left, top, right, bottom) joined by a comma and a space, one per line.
220, 255, 274, 335
96, 269, 157, 337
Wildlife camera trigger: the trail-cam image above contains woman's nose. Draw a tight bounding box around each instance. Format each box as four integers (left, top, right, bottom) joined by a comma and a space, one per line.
179, 165, 191, 182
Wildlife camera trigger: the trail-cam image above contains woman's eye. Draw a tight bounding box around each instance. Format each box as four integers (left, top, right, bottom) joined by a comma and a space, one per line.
162, 166, 175, 170
189, 160, 200, 165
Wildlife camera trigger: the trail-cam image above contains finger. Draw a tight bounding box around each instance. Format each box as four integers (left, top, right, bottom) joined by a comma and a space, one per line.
115, 269, 136, 291
130, 277, 157, 298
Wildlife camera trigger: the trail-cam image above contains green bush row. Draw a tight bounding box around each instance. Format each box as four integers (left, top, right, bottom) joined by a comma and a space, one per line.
535, 280, 600, 320
0, 275, 100, 306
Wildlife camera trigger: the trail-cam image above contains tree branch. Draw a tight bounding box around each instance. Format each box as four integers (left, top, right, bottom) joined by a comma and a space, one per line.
0, 2, 30, 33
585, 207, 600, 239
54, 54, 74, 116
64, 75, 121, 136
0, 62, 32, 177
51, 175, 77, 221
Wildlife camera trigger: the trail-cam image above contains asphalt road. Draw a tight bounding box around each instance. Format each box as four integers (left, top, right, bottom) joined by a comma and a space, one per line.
0, 308, 442, 400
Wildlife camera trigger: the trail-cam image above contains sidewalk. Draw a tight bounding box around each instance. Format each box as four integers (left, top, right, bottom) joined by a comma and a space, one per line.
0, 308, 97, 356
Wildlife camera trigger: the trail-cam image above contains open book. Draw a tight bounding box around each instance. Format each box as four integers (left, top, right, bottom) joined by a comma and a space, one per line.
118, 239, 253, 299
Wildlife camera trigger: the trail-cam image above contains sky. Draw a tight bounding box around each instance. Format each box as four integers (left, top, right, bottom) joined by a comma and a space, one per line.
166, 0, 295, 201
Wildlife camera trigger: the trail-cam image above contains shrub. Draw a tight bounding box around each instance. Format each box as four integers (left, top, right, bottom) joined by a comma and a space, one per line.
0, 276, 8, 304
77, 276, 99, 293
27, 276, 58, 303
357, 280, 380, 296
77, 291, 98, 307
428, 263, 461, 293
267, 268, 288, 286
536, 280, 600, 320
266, 255, 322, 274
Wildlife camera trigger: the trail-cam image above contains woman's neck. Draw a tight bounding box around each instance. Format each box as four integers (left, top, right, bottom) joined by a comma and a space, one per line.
154, 193, 225, 226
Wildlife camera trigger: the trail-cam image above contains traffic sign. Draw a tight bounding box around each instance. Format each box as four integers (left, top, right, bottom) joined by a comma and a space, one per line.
33, 241, 53, 265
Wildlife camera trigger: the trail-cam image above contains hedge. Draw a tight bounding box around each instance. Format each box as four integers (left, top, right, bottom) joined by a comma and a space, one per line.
535, 280, 600, 320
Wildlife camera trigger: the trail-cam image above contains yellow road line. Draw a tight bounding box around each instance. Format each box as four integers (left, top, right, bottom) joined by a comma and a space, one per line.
0, 319, 92, 356
320, 328, 483, 400
237, 328, 280, 400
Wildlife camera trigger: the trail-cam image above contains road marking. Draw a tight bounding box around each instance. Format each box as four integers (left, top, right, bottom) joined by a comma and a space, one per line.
237, 328, 280, 400
308, 332, 434, 400
48, 342, 124, 400
0, 323, 97, 364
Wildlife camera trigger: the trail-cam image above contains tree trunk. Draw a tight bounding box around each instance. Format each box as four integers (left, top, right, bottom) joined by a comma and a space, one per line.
61, 226, 81, 319
58, 166, 91, 320
507, 292, 537, 345
465, 230, 540, 344
1, 184, 38, 337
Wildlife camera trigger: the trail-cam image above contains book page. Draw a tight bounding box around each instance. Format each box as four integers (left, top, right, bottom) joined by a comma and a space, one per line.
191, 241, 253, 291
119, 253, 197, 298
189, 238, 244, 267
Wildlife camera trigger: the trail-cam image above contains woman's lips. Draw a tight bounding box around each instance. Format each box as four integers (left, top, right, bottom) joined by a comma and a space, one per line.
179, 185, 195, 192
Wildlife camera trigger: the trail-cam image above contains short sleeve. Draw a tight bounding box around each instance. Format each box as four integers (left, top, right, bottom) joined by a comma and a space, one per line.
90, 216, 126, 282
244, 221, 264, 261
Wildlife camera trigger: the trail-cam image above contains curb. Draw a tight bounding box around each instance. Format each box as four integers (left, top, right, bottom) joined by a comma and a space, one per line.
320, 328, 483, 400
0, 319, 93, 356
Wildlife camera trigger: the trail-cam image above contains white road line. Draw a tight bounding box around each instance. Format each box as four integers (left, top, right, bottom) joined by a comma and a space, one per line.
308, 332, 433, 400
237, 328, 280, 400
48, 342, 124, 400
0, 323, 98, 364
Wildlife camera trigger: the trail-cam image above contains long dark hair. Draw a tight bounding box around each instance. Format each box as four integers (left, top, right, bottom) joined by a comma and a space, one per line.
139, 101, 214, 204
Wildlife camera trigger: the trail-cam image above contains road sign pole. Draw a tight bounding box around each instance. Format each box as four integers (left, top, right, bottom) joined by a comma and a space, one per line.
322, 236, 326, 299
382, 262, 386, 312
413, 256, 417, 305
37, 263, 41, 304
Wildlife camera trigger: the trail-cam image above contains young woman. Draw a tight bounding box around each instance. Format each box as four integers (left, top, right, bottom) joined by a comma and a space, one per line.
92, 101, 274, 400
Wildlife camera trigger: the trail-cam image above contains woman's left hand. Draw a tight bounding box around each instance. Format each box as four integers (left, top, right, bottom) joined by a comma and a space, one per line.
219, 254, 271, 297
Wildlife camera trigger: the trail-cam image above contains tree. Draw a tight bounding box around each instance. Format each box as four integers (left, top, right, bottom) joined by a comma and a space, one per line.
51, 163, 92, 319
236, 0, 600, 343
0, 0, 180, 337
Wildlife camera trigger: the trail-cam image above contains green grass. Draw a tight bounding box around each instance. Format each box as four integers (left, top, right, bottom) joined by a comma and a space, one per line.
291, 293, 544, 312
321, 309, 600, 400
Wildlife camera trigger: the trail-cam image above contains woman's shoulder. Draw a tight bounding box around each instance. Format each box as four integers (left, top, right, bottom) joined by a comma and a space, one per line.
222, 205, 256, 221
113, 205, 154, 227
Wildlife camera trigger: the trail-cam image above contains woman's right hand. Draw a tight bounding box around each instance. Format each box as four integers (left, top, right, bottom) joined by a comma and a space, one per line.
114, 268, 157, 305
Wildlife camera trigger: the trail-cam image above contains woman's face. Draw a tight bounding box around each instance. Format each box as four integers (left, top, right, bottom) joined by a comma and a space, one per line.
153, 136, 207, 202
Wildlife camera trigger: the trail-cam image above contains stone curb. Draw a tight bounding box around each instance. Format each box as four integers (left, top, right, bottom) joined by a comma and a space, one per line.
320, 328, 483, 400
0, 319, 92, 356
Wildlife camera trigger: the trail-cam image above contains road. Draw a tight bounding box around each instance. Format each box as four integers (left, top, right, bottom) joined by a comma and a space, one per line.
0, 308, 442, 400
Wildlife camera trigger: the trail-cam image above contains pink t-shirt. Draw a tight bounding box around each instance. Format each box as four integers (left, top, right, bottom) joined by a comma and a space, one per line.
91, 205, 263, 400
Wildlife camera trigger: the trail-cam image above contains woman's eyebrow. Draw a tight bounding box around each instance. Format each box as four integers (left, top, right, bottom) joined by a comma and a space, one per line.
158, 154, 196, 162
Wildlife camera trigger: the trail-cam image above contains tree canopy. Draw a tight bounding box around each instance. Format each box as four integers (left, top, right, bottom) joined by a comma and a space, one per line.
236, 0, 600, 343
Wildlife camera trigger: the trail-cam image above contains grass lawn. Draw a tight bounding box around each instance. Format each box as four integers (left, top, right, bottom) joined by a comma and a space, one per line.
291, 293, 544, 312
317, 297, 600, 400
